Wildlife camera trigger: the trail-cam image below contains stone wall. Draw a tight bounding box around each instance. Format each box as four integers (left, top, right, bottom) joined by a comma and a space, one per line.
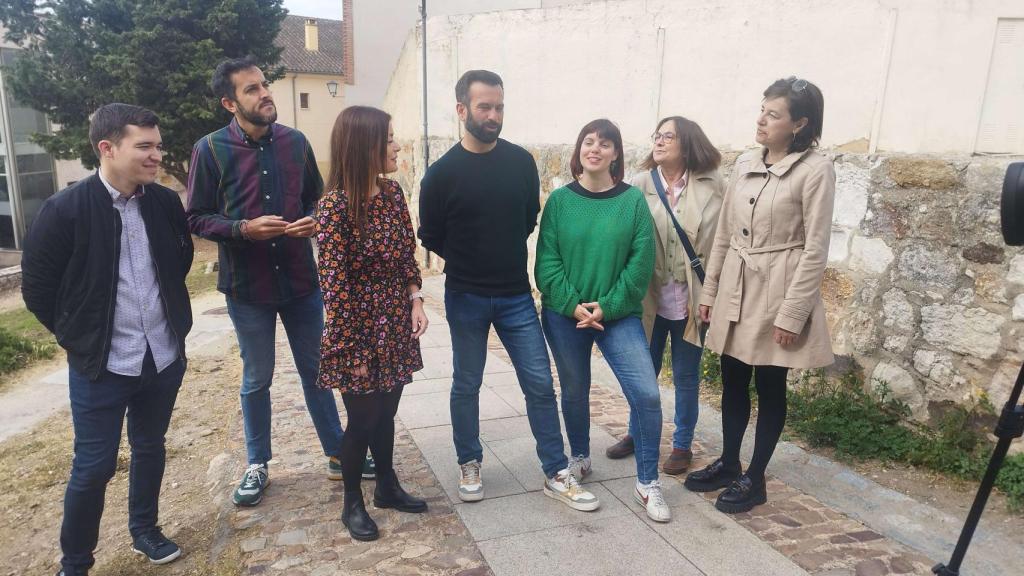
395, 137, 1023, 422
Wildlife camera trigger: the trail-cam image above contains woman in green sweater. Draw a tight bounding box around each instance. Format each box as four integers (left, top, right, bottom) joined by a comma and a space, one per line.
535, 119, 669, 523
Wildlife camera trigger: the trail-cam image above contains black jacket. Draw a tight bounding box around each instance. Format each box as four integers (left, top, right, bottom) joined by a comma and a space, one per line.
21, 173, 194, 380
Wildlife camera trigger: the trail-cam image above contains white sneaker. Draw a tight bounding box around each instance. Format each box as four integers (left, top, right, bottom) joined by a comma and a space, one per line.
569, 454, 592, 480
634, 479, 671, 522
544, 468, 600, 511
458, 460, 484, 502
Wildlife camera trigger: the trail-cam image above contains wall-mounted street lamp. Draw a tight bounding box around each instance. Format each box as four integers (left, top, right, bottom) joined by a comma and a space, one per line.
326, 79, 339, 98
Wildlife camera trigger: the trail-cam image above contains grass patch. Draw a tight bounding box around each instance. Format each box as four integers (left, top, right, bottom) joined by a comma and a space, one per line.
186, 264, 220, 297
0, 307, 56, 376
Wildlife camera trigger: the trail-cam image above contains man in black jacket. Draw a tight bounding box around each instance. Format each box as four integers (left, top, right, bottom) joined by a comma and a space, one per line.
21, 104, 193, 576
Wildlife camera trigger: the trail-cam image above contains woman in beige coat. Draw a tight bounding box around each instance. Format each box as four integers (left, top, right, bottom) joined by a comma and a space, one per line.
683, 77, 835, 514
604, 117, 724, 477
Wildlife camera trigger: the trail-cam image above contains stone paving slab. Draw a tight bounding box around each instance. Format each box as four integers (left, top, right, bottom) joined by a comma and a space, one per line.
601, 477, 809, 576
484, 384, 528, 416
487, 429, 637, 490
398, 388, 519, 430
454, 483, 630, 542
476, 513, 704, 576
409, 425, 527, 502
402, 377, 456, 396
582, 357, 937, 576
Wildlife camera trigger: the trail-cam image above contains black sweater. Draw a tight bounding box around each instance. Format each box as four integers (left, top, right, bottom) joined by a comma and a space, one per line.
418, 139, 540, 296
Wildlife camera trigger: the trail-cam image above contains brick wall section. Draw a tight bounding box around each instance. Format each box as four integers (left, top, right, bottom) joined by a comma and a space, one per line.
342, 0, 355, 85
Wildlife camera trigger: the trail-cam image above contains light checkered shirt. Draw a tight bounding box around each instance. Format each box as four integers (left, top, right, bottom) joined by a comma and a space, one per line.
99, 170, 179, 376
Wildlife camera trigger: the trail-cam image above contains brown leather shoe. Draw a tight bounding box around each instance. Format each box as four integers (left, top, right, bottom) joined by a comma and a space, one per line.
605, 435, 634, 459
662, 448, 693, 475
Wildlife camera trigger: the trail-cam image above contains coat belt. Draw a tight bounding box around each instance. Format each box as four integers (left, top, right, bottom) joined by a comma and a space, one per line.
725, 237, 805, 322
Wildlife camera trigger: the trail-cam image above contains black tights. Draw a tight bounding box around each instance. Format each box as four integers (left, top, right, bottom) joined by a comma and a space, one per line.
340, 386, 404, 493
720, 354, 789, 484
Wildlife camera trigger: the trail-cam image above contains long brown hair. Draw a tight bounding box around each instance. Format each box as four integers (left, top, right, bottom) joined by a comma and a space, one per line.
640, 116, 721, 174
326, 106, 391, 229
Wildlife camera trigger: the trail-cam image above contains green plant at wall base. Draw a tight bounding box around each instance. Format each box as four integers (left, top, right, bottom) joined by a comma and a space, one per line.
786, 369, 1024, 510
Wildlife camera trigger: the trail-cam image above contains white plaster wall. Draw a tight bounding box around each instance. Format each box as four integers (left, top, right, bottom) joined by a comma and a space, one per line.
346, 0, 605, 107
383, 0, 1024, 155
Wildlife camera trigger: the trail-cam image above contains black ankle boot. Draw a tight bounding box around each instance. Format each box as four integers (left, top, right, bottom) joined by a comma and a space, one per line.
714, 474, 767, 514
683, 458, 741, 492
373, 471, 427, 513
342, 490, 379, 541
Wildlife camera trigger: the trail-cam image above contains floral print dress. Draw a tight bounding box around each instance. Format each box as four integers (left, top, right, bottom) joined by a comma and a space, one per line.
315, 178, 423, 394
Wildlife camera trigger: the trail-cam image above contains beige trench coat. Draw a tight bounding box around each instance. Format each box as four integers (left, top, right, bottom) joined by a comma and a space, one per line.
699, 148, 836, 369
632, 168, 724, 347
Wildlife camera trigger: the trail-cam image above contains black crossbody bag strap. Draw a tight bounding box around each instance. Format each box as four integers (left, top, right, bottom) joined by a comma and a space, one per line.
650, 169, 706, 284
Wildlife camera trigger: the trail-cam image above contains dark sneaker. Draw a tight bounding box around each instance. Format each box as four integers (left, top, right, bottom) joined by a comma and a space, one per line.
233, 463, 269, 506
362, 454, 377, 480
683, 458, 740, 492
662, 448, 693, 476
715, 474, 767, 514
131, 529, 182, 565
605, 435, 634, 459
327, 456, 343, 481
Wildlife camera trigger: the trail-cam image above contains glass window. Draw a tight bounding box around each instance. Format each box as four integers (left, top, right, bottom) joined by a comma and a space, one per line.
0, 46, 58, 248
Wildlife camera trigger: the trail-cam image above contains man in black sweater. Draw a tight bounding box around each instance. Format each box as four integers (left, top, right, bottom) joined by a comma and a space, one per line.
418, 70, 598, 512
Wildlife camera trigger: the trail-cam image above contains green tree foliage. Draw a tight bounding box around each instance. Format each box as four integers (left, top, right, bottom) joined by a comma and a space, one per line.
0, 0, 288, 185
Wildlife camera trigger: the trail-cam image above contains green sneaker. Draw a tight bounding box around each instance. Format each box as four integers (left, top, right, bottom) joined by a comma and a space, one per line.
362, 454, 377, 480
232, 463, 269, 507
328, 456, 343, 481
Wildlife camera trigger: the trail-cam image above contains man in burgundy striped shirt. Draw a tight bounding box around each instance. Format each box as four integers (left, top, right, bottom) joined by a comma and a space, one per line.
187, 57, 358, 507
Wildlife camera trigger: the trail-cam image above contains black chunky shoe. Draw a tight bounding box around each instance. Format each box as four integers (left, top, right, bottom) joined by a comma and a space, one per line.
714, 474, 767, 514
683, 458, 741, 492
342, 490, 380, 541
373, 471, 427, 513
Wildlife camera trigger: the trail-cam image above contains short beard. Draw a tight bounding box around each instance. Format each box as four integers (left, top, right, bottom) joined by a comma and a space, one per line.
238, 103, 278, 127
465, 112, 501, 144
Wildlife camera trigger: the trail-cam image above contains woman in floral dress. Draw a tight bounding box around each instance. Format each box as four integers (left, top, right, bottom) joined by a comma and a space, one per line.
316, 105, 429, 541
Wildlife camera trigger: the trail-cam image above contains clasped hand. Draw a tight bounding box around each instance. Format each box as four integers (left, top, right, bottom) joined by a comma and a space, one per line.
246, 215, 316, 240
574, 302, 605, 331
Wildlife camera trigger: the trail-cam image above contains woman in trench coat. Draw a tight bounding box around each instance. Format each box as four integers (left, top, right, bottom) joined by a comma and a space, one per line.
683, 77, 835, 514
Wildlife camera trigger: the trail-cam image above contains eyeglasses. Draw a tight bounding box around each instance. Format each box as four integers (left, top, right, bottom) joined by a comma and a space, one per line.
651, 132, 677, 143
786, 76, 808, 92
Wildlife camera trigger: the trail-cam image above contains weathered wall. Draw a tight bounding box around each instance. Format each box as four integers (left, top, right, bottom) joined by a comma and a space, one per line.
381, 0, 1024, 419
385, 0, 1024, 155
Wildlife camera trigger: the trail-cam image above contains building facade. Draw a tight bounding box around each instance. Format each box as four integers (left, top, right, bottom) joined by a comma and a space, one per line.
271, 14, 347, 177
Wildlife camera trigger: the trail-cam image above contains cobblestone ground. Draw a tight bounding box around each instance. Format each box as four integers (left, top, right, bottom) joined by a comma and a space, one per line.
225, 337, 491, 576
222, 294, 934, 576
574, 362, 935, 576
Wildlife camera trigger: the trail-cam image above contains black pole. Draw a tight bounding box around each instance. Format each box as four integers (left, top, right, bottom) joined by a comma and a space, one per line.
420, 0, 431, 268
933, 363, 1024, 575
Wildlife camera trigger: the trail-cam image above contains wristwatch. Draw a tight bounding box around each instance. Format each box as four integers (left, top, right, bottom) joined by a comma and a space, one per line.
409, 291, 425, 302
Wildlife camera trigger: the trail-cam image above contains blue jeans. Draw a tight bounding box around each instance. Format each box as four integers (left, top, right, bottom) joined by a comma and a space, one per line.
226, 289, 343, 464
445, 290, 567, 478
637, 315, 703, 450
61, 351, 185, 574
542, 309, 663, 484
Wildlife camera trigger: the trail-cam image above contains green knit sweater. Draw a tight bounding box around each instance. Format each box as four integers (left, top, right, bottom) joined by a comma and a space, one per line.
535, 181, 654, 321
